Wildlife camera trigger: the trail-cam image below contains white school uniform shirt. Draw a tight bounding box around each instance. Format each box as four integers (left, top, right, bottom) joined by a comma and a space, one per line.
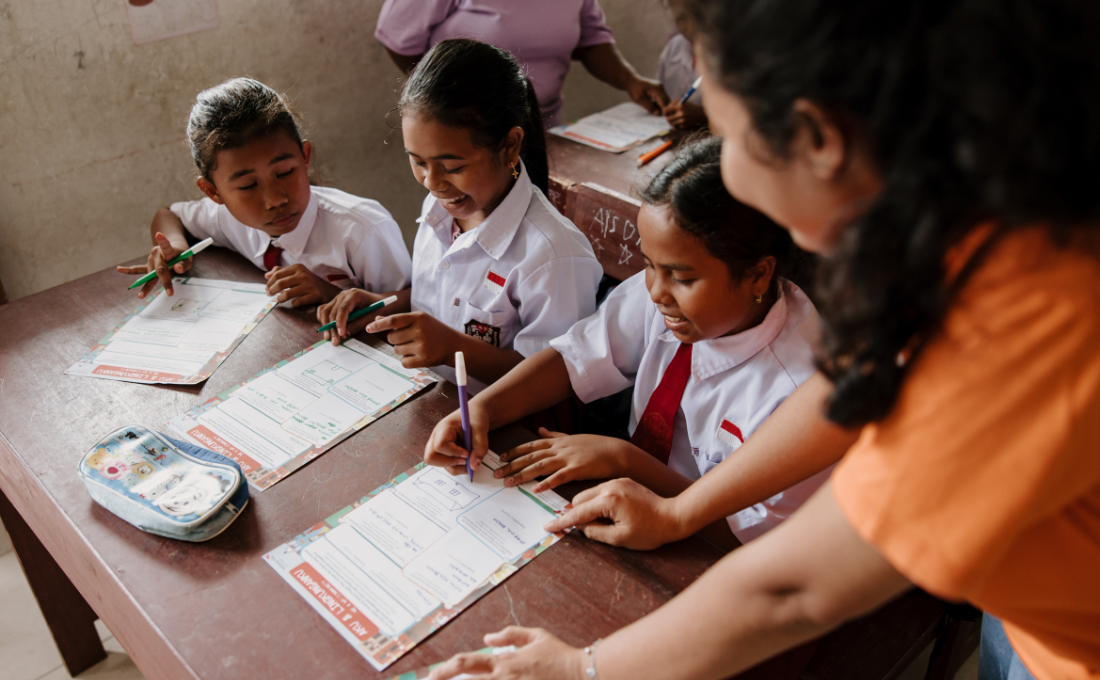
657, 33, 701, 105
170, 186, 412, 293
550, 272, 832, 543
410, 161, 603, 390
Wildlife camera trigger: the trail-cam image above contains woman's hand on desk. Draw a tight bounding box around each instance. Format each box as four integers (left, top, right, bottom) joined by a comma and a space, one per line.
427, 627, 586, 680
317, 289, 385, 346
117, 231, 192, 299
495, 428, 637, 492
424, 401, 491, 476
543, 478, 688, 550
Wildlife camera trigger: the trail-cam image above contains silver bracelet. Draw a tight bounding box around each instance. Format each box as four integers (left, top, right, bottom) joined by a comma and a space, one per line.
583, 638, 602, 680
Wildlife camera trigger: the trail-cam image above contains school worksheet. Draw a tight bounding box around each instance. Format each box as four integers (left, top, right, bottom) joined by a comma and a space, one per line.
67, 277, 277, 385
550, 102, 672, 153
263, 454, 570, 672
167, 339, 436, 490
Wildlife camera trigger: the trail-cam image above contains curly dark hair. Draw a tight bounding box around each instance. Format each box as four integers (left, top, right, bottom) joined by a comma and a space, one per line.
690, 0, 1100, 427
187, 78, 305, 182
399, 39, 549, 195
639, 136, 803, 298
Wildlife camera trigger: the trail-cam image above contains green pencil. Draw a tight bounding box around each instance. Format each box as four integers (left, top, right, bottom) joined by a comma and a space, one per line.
317, 295, 399, 333
127, 238, 215, 290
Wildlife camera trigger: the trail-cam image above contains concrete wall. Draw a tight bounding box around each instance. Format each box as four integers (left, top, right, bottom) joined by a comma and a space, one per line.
0, 0, 672, 302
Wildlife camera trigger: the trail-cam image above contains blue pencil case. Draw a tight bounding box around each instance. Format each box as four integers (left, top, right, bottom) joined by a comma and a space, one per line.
78, 425, 249, 542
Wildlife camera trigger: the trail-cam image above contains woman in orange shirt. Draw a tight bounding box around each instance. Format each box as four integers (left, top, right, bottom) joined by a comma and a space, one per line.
422, 0, 1100, 679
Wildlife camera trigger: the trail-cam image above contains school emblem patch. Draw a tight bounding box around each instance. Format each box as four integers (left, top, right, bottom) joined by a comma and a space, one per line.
464, 320, 501, 347
716, 419, 745, 450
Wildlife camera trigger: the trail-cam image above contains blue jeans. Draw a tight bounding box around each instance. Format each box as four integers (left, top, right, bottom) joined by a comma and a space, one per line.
979, 613, 1038, 680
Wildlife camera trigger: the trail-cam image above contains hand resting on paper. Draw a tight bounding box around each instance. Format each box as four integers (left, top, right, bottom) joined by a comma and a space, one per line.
425, 401, 492, 476
117, 231, 192, 299
265, 263, 340, 307
542, 478, 687, 551
427, 627, 586, 680
495, 428, 644, 493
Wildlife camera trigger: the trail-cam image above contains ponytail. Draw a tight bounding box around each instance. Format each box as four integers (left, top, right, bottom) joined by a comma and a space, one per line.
519, 78, 549, 194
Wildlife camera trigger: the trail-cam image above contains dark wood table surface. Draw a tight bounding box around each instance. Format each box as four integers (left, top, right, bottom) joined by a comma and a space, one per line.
0, 248, 730, 680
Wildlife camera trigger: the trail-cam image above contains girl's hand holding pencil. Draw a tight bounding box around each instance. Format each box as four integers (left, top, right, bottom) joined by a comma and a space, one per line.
425, 399, 492, 477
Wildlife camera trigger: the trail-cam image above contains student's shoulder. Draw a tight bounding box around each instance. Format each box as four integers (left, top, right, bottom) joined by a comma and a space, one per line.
515, 188, 598, 262
313, 186, 399, 231
767, 279, 820, 387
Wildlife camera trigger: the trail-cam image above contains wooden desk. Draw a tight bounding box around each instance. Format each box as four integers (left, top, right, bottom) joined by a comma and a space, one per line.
548, 134, 681, 281
0, 249, 729, 679
0, 248, 959, 680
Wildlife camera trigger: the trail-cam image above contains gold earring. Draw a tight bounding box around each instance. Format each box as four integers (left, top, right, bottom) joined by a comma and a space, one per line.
755, 294, 763, 304
511, 164, 519, 179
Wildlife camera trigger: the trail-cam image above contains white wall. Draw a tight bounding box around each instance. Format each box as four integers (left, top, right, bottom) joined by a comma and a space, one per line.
0, 0, 671, 302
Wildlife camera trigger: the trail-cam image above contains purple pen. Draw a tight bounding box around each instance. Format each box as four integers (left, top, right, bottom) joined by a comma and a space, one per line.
455, 351, 474, 481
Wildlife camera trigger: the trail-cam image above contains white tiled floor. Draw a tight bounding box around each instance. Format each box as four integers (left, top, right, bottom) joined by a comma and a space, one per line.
0, 518, 977, 680
0, 521, 145, 680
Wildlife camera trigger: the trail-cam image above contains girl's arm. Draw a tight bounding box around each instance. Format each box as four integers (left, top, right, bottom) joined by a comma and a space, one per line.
545, 372, 861, 549
495, 432, 696, 497
424, 348, 575, 472
428, 483, 912, 680
573, 43, 669, 114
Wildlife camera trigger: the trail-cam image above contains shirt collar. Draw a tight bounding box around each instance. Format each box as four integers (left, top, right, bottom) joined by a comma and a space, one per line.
259, 188, 319, 260
420, 161, 533, 260
657, 280, 791, 382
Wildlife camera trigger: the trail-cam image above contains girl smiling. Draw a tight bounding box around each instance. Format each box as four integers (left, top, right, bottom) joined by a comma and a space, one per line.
319, 39, 602, 389
424, 137, 824, 544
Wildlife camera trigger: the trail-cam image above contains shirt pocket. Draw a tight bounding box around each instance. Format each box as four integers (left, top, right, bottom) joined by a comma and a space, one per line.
695, 447, 729, 477
460, 300, 515, 349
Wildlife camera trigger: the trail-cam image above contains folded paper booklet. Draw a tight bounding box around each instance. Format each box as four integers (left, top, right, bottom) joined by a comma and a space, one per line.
67, 277, 277, 385
263, 453, 571, 672
550, 101, 672, 153
167, 339, 436, 491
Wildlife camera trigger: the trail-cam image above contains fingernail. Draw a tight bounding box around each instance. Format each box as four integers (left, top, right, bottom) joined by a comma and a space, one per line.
505, 477, 513, 484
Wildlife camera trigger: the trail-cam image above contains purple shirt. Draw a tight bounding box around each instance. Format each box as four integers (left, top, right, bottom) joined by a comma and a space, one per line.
375, 0, 615, 127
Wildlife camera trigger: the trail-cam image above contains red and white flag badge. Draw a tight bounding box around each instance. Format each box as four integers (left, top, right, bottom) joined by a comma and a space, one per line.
716, 419, 745, 450
483, 269, 506, 294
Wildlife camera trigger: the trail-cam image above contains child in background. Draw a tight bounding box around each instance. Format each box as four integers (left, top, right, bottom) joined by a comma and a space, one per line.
425, 138, 828, 544
319, 39, 602, 390
119, 78, 411, 306
658, 0, 707, 130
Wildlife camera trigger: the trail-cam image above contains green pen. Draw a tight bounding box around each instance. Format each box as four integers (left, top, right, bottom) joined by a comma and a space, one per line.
317, 295, 398, 333
127, 238, 215, 290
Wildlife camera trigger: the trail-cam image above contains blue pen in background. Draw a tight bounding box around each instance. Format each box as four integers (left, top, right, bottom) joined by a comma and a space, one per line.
679, 75, 702, 104
456, 351, 474, 481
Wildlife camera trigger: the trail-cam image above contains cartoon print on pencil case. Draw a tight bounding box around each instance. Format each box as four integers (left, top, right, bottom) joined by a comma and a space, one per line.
135, 472, 184, 502
155, 472, 230, 517
85, 447, 114, 470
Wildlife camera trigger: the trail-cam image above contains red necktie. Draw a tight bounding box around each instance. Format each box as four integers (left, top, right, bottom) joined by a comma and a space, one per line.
262, 242, 283, 271
630, 343, 693, 465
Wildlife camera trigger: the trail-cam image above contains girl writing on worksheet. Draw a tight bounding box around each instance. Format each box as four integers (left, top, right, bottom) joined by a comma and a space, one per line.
318, 39, 603, 390
119, 78, 412, 307
425, 137, 827, 544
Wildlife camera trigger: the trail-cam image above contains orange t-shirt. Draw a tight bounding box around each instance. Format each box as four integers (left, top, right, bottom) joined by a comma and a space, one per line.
833, 226, 1100, 680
